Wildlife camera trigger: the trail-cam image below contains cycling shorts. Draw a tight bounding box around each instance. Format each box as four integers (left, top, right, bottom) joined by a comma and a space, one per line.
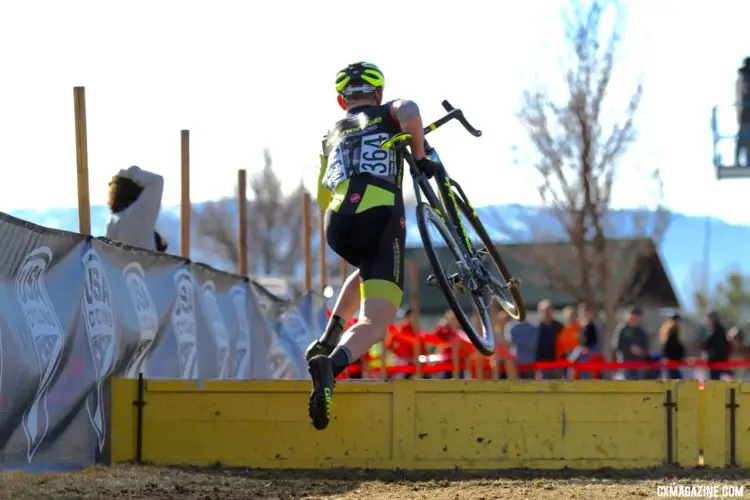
325, 175, 405, 309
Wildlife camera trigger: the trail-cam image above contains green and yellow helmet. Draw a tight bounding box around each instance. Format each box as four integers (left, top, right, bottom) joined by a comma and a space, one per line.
335, 61, 384, 98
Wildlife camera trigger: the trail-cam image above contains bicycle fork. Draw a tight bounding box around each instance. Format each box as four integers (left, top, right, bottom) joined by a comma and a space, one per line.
422, 172, 485, 295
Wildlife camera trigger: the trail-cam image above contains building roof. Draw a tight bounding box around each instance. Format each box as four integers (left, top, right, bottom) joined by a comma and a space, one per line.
401, 237, 679, 314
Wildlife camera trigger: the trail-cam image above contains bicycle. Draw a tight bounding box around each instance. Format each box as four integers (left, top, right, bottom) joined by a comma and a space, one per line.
380, 100, 526, 356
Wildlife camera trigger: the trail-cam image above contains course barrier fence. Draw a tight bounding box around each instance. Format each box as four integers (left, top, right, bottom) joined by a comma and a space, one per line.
110, 378, 750, 470
0, 211, 325, 471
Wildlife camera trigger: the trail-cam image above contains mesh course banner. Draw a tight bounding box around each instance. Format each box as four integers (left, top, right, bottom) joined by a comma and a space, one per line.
0, 212, 316, 471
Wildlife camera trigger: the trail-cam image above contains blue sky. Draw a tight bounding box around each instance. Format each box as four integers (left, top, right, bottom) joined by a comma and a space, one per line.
1, 0, 749, 225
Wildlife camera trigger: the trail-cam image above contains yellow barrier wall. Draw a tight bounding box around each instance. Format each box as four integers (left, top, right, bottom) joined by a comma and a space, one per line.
700, 381, 750, 468
111, 379, 701, 469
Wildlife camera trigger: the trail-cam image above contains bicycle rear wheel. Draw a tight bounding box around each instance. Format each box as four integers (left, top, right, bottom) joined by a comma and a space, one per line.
453, 196, 526, 321
415, 202, 495, 356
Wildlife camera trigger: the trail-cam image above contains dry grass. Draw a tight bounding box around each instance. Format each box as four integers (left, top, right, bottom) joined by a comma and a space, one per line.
1, 465, 749, 499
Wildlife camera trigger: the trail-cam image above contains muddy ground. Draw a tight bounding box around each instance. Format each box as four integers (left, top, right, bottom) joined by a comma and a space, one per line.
1, 465, 749, 499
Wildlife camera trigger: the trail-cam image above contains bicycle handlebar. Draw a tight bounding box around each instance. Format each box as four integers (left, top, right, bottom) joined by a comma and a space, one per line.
422, 100, 482, 137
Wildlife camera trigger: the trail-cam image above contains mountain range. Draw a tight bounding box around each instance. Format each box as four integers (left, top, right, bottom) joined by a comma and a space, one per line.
7, 203, 749, 311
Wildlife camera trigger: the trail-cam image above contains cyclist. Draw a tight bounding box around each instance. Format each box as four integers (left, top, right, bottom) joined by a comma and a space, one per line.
305, 61, 438, 430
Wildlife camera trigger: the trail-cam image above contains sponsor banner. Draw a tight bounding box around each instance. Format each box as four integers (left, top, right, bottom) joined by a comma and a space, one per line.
274, 292, 331, 379
0, 214, 96, 470
0, 213, 328, 471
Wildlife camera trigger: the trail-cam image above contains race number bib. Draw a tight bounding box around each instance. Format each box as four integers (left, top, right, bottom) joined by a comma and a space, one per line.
359, 133, 392, 176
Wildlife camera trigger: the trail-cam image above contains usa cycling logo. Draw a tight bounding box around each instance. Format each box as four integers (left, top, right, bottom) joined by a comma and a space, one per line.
14, 246, 65, 464
171, 269, 198, 379
201, 281, 230, 379
81, 248, 118, 453
123, 262, 158, 378
230, 285, 251, 379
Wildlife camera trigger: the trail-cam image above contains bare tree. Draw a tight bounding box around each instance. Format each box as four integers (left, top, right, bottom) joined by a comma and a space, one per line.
502, 0, 670, 357
247, 149, 304, 275
195, 149, 304, 276
195, 197, 239, 266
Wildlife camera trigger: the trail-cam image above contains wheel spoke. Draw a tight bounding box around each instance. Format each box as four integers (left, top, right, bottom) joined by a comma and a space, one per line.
416, 202, 496, 355
452, 192, 526, 321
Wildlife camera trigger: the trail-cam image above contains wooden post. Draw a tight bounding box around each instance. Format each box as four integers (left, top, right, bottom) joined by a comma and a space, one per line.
302, 190, 312, 291
237, 169, 248, 276
318, 209, 327, 291
408, 259, 422, 379
73, 87, 91, 235
180, 130, 191, 258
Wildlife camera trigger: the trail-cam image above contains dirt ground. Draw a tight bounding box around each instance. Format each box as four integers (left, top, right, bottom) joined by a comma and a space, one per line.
2, 465, 750, 500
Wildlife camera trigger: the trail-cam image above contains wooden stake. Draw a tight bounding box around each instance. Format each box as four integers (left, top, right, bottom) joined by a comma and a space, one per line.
180, 130, 191, 258
302, 190, 312, 292
237, 169, 248, 276
73, 87, 91, 235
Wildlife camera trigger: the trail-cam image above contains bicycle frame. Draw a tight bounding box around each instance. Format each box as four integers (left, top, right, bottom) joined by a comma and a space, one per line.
408, 153, 476, 261
402, 100, 484, 263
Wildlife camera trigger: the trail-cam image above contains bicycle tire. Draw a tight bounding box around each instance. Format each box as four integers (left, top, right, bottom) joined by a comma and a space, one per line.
453, 196, 527, 321
415, 202, 496, 356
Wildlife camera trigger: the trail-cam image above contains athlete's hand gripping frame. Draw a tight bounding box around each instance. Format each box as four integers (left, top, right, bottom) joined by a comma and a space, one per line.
380, 100, 482, 261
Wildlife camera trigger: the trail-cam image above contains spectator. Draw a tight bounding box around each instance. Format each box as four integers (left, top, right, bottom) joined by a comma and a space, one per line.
107, 166, 165, 251
577, 302, 599, 352
556, 306, 581, 370
616, 306, 649, 380
493, 310, 509, 344
703, 311, 729, 381
569, 302, 602, 379
659, 313, 685, 380
535, 299, 563, 379
492, 310, 512, 379
610, 311, 628, 361
433, 310, 467, 379
727, 326, 748, 381
505, 316, 538, 380
568, 308, 604, 380
386, 308, 427, 379
736, 57, 750, 166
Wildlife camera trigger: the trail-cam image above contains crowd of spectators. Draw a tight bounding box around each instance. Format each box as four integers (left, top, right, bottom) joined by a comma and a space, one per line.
366, 300, 750, 382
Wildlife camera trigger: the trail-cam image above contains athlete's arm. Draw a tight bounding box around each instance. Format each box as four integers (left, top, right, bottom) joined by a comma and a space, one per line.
390, 100, 426, 160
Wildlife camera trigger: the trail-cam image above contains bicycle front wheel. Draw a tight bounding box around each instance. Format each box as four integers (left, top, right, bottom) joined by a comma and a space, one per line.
415, 202, 495, 356
454, 196, 526, 321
